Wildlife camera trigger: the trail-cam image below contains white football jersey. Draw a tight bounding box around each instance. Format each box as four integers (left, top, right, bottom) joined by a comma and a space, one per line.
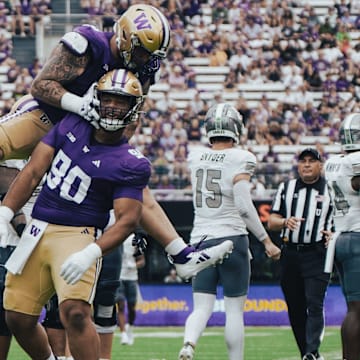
188, 146, 256, 243
325, 151, 360, 232
120, 235, 138, 281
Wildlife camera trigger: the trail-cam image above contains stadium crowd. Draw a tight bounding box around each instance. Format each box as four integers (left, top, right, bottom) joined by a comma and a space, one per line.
0, 0, 360, 191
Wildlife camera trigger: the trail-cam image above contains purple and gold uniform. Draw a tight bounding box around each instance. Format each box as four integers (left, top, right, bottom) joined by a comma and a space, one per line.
33, 112, 150, 228
4, 114, 151, 316
0, 23, 157, 160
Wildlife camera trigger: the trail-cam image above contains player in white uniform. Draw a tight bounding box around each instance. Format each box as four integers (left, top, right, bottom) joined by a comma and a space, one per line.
116, 234, 145, 345
178, 103, 281, 360
324, 113, 360, 360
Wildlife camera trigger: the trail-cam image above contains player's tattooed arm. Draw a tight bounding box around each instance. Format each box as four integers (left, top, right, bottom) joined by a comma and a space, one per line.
31, 43, 90, 108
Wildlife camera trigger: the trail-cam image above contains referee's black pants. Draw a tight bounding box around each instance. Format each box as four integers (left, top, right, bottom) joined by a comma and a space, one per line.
280, 244, 330, 357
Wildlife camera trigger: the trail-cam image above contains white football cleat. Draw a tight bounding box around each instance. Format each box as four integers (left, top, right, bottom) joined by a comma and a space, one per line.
178, 343, 194, 360
121, 331, 129, 345
173, 240, 233, 280
126, 324, 134, 345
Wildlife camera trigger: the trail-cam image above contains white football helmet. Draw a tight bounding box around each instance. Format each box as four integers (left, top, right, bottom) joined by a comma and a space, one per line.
96, 69, 143, 131
340, 113, 360, 151
205, 103, 243, 144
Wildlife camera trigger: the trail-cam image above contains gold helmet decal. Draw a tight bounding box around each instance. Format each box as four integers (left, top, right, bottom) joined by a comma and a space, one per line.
115, 4, 170, 67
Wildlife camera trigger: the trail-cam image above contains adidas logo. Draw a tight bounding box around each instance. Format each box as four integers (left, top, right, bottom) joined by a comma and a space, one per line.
82, 145, 90, 153
66, 131, 76, 143
92, 160, 101, 168
196, 252, 210, 264
81, 228, 90, 234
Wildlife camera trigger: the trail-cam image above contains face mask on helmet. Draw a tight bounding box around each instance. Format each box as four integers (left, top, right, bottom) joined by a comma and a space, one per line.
96, 69, 143, 132
114, 4, 170, 73
340, 113, 360, 151
205, 103, 243, 144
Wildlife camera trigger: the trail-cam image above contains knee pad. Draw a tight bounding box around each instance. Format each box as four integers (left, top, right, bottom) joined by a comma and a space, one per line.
95, 322, 117, 334
93, 303, 117, 328
94, 280, 120, 306
42, 295, 64, 329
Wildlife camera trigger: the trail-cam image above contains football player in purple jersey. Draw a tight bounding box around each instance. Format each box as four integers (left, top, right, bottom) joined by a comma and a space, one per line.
0, 69, 151, 360
0, 4, 171, 161
0, 3, 232, 283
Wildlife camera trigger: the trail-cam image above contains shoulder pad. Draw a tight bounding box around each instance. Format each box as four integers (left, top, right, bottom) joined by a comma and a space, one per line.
60, 31, 88, 55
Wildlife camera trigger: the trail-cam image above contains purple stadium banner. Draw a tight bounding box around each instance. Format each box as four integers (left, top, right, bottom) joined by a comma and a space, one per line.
135, 284, 346, 326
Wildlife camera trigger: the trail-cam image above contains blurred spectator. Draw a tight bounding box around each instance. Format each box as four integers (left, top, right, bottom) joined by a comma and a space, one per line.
0, 2, 10, 30
209, 43, 228, 66
11, 0, 32, 36
153, 147, 170, 176
6, 58, 21, 82
303, 60, 322, 90
182, 0, 201, 26
287, 116, 306, 145
116, 0, 129, 16
335, 0, 351, 18
336, 70, 350, 91
336, 22, 351, 55
156, 92, 177, 114
0, 32, 12, 63
340, 9, 355, 29
168, 64, 187, 90
172, 119, 188, 143
30, 0, 52, 34
251, 176, 267, 198
189, 91, 207, 116
262, 143, 281, 185
100, 0, 117, 32
267, 121, 292, 145
197, 34, 214, 56
164, 268, 182, 283
243, 15, 262, 40
85, 0, 101, 27
193, 19, 208, 41
186, 70, 197, 89
187, 117, 202, 142
224, 69, 237, 90
228, 46, 251, 72
158, 174, 175, 189
28, 57, 42, 78
211, 0, 228, 25
266, 58, 281, 82
15, 67, 33, 92
305, 109, 327, 136
235, 97, 251, 126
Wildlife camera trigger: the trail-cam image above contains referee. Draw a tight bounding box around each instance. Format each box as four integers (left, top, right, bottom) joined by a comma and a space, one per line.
268, 148, 333, 360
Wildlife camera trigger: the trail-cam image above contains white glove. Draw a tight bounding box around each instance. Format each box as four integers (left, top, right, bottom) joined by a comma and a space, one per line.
60, 243, 102, 285
60, 84, 100, 129
0, 206, 14, 248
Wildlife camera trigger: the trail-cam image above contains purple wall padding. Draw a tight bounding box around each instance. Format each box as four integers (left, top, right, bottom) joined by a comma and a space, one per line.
135, 284, 346, 326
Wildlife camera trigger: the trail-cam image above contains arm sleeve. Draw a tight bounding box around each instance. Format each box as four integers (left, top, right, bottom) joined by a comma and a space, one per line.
233, 179, 268, 242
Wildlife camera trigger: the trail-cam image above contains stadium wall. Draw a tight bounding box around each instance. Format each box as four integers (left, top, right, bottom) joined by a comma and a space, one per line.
135, 284, 346, 327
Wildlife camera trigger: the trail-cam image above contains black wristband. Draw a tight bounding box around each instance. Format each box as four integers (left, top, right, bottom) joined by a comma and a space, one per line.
15, 223, 26, 237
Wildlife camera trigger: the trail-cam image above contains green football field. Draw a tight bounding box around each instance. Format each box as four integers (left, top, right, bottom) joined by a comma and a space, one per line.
8, 326, 342, 359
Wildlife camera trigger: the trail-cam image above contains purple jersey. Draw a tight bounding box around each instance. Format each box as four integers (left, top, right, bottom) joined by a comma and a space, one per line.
36, 25, 117, 124
32, 114, 151, 229
35, 25, 157, 124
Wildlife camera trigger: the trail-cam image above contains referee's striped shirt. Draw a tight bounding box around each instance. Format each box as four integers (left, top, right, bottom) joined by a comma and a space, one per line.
270, 177, 333, 244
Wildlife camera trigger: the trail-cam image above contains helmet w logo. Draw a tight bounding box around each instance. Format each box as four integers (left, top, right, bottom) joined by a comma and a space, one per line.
134, 13, 152, 30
